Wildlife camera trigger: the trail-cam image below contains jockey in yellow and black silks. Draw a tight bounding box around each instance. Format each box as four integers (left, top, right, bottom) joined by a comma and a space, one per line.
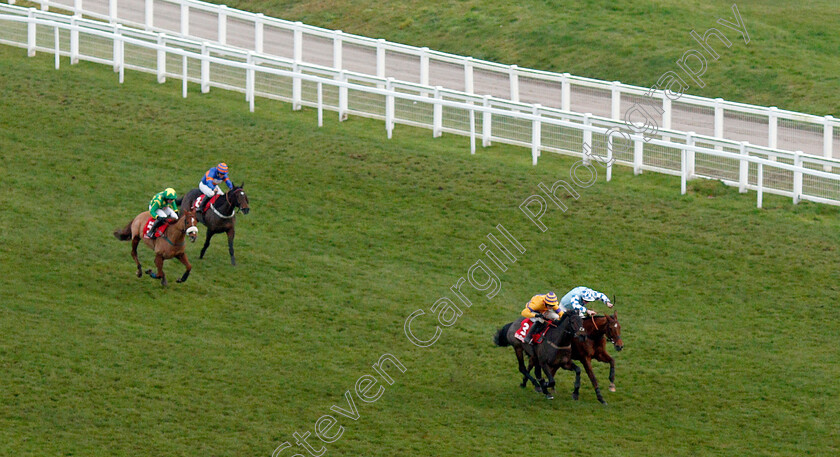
519, 292, 560, 344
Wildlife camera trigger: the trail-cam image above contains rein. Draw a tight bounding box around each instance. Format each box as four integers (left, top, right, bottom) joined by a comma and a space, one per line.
210, 191, 238, 219
157, 217, 194, 246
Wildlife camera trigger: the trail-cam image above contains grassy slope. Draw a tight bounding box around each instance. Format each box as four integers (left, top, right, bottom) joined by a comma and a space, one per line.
1, 44, 840, 457
221, 0, 840, 116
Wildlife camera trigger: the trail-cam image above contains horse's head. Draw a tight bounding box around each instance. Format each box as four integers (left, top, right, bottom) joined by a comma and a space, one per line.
181, 208, 198, 242
605, 312, 623, 351
229, 182, 250, 215
561, 312, 586, 341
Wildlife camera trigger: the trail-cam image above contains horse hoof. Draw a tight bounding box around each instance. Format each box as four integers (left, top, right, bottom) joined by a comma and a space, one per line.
599, 398, 607, 405
609, 385, 616, 392
545, 394, 554, 400
136, 270, 142, 278
572, 393, 579, 401
231, 259, 237, 266
534, 386, 542, 394
176, 278, 183, 283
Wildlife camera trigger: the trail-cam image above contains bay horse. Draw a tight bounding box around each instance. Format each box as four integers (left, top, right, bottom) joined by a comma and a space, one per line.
526, 313, 623, 404
493, 312, 584, 400
113, 209, 198, 286
178, 184, 249, 265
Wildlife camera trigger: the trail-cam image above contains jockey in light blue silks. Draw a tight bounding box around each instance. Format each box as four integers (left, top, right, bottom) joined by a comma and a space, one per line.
198, 162, 234, 213
560, 286, 614, 317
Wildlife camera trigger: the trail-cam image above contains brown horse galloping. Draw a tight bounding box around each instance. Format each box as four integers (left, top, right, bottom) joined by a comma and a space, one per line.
527, 312, 624, 404
113, 209, 198, 286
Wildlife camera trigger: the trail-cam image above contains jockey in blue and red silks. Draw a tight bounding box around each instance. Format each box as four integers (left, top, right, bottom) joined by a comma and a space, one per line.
198, 162, 234, 213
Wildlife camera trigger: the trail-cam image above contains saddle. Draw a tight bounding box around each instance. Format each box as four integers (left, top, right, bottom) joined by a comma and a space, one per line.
514, 319, 553, 344
193, 194, 220, 214
142, 217, 170, 239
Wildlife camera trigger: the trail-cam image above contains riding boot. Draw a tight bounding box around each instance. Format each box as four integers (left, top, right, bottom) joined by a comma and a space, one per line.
199, 196, 211, 214
146, 217, 166, 238
526, 321, 544, 344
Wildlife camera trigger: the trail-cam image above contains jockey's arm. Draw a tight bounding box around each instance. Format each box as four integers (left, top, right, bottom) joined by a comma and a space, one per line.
570, 296, 589, 316
592, 289, 613, 307
521, 306, 541, 319
225, 177, 234, 189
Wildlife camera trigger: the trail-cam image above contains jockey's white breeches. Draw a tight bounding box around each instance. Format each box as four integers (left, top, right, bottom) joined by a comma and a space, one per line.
199, 182, 223, 197
153, 207, 177, 219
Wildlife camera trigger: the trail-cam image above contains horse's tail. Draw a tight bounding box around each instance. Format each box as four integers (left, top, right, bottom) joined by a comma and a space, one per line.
493, 322, 513, 347
113, 220, 132, 241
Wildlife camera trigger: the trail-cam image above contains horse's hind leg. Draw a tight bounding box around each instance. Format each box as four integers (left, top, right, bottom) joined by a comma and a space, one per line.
131, 237, 142, 277
175, 253, 192, 283
226, 227, 236, 266
200, 230, 215, 259
515, 347, 542, 394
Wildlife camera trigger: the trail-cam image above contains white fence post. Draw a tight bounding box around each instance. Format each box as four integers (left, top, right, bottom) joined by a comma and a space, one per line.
531, 104, 541, 165
245, 51, 253, 102
662, 96, 672, 130
254, 13, 264, 54
248, 59, 255, 112
181, 54, 187, 98
385, 78, 394, 139
317, 81, 323, 127
332, 30, 343, 70
464, 57, 474, 94
768, 106, 778, 150
824, 116, 834, 171
633, 137, 643, 175
610, 81, 620, 121
156, 33, 166, 83
180, 0, 189, 36
375, 38, 385, 83
294, 22, 303, 62
292, 62, 301, 110
338, 70, 348, 121
69, 17, 79, 64
509, 65, 519, 103
793, 151, 802, 204
200, 42, 209, 93
469, 106, 476, 155
218, 5, 227, 45
144, 0, 153, 30
714, 98, 724, 140
109, 0, 117, 23
680, 147, 687, 195
739, 141, 749, 193
686, 131, 695, 178
432, 86, 442, 137
27, 8, 36, 57
420, 47, 429, 87
53, 25, 60, 70
582, 113, 592, 165
40, 1, 47, 11
112, 24, 121, 72
756, 163, 764, 208
561, 73, 570, 111
482, 95, 491, 147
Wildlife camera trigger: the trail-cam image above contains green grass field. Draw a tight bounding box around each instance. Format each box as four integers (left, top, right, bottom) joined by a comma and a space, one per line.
221, 0, 840, 117
1, 31, 839, 457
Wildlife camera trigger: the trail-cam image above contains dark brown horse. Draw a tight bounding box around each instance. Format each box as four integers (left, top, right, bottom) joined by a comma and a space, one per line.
526, 313, 623, 404
493, 313, 584, 400
113, 208, 198, 286
178, 184, 249, 265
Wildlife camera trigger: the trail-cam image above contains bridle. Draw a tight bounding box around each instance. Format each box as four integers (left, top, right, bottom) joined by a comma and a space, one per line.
210, 189, 239, 219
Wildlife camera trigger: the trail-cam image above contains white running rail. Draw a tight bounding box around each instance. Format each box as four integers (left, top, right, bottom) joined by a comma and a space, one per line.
14, 0, 840, 161
3, 3, 840, 207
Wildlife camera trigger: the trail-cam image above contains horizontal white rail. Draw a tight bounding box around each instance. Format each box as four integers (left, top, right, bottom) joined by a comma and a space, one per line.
3, 4, 840, 207
17, 0, 839, 162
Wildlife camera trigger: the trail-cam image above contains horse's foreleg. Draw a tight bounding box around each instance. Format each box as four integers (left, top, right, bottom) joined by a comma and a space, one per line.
226, 227, 236, 266
200, 230, 215, 259
175, 253, 192, 283
131, 236, 142, 277
582, 356, 606, 405
595, 349, 617, 391
145, 254, 166, 286
539, 361, 555, 400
